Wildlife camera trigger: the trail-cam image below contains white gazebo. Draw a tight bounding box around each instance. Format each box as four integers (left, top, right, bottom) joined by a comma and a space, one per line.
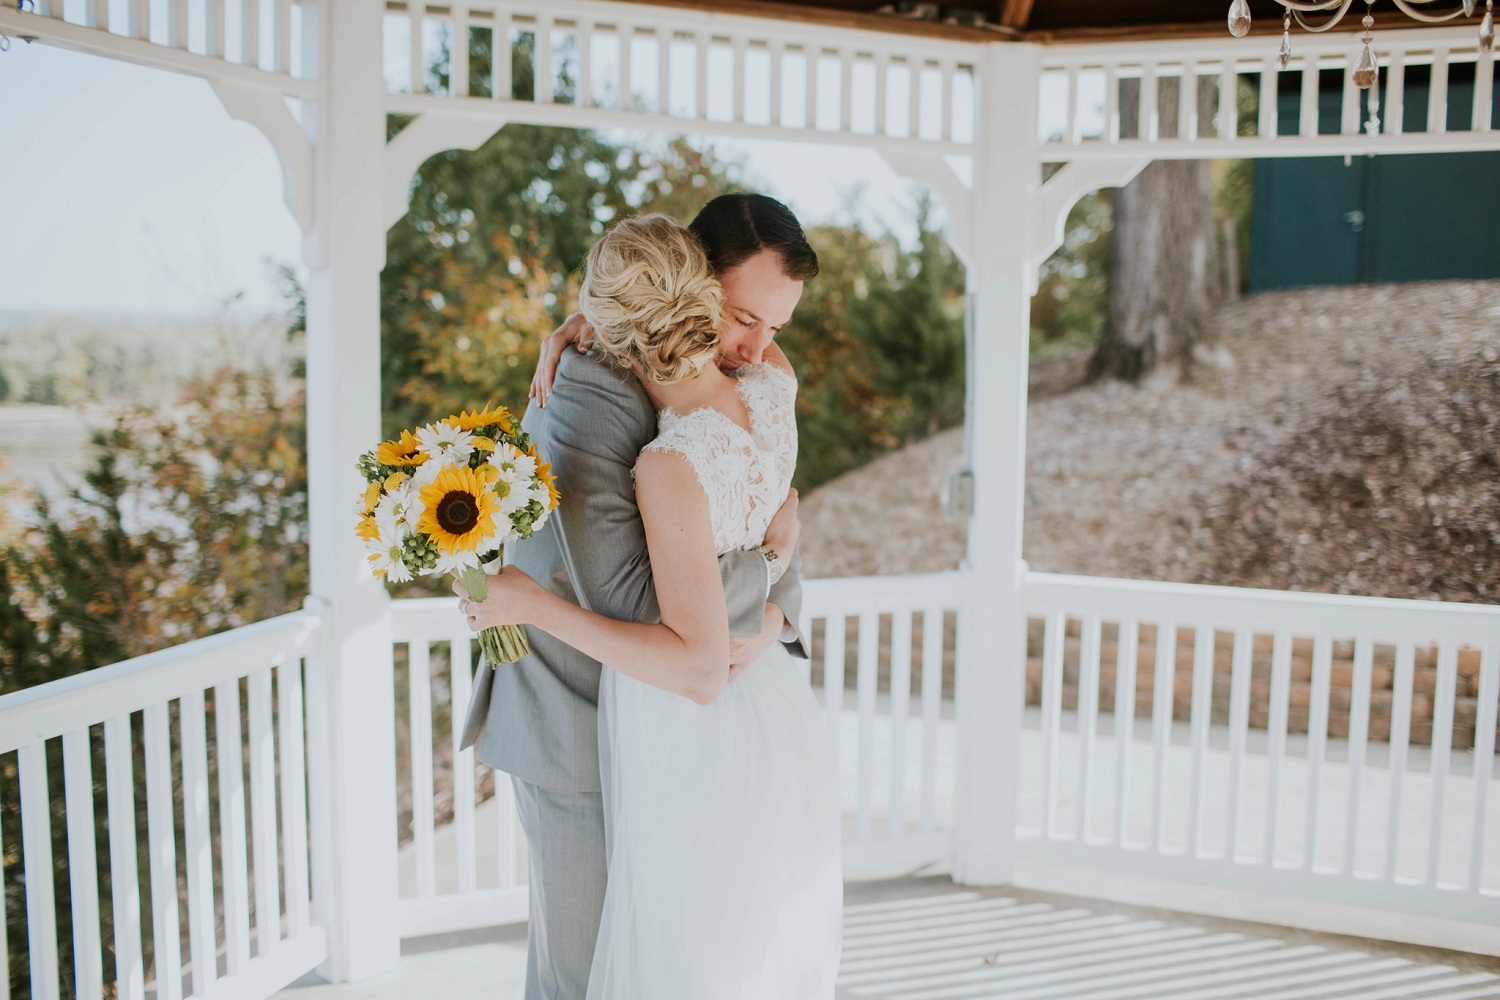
1, 1, 1497, 997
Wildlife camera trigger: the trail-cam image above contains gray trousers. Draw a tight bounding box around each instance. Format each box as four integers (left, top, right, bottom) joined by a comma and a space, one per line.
513, 778, 608, 1000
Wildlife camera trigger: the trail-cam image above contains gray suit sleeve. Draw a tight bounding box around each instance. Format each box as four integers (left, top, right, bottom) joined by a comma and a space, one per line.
767, 542, 808, 659
539, 351, 770, 639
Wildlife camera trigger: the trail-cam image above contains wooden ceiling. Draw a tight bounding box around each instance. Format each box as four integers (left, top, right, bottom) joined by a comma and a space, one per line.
625, 0, 1484, 43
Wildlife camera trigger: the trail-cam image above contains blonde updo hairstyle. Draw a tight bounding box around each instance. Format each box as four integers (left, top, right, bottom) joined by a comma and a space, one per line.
579, 213, 724, 385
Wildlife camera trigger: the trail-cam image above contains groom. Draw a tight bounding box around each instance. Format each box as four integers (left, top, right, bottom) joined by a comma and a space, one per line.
459, 193, 819, 1000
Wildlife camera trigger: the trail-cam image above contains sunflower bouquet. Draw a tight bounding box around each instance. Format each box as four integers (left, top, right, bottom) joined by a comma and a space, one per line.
355, 404, 559, 665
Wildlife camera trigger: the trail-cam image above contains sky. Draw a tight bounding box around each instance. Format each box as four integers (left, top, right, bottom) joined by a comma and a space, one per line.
0, 39, 971, 321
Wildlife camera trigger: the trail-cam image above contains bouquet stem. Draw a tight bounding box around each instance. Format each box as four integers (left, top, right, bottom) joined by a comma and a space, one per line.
455, 561, 532, 667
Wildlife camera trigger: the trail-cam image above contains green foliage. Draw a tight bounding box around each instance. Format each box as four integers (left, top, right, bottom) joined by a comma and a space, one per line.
1030, 190, 1112, 360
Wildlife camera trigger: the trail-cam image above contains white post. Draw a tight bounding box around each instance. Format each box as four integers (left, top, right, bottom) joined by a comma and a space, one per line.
952, 40, 1040, 885
301, 0, 401, 981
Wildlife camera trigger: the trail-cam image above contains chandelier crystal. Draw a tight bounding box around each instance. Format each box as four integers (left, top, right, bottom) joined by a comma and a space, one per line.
1228, 0, 1494, 88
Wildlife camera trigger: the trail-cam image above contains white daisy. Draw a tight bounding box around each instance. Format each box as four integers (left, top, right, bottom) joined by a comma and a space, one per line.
374, 483, 425, 540
434, 546, 482, 575
367, 540, 414, 584
489, 467, 533, 516
415, 420, 475, 466
488, 442, 538, 481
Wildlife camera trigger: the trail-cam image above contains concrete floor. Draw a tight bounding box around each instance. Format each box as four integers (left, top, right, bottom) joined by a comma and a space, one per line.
281, 869, 1500, 1000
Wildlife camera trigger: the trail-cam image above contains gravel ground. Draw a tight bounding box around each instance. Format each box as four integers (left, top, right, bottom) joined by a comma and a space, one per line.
800, 279, 1500, 591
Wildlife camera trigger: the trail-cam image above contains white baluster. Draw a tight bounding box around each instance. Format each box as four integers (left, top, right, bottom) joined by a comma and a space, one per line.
855, 612, 879, 843
1149, 621, 1177, 852
874, 52, 889, 136
452, 5, 470, 98
888, 609, 913, 838
841, 49, 855, 133
1140, 63, 1158, 142
215, 681, 252, 973
1180, 60, 1198, 139
86, 0, 106, 29
1187, 624, 1215, 856
1427, 640, 1459, 884
126, 0, 147, 40
657, 27, 671, 115
1112, 617, 1139, 846
1077, 614, 1103, 840
1064, 64, 1079, 145
1104, 63, 1119, 143
242, 0, 259, 67
1341, 50, 1361, 135
770, 41, 783, 127
144, 705, 183, 1000
1304, 633, 1334, 870
277, 659, 312, 934
731, 36, 746, 123
576, 23, 592, 108
1039, 610, 1066, 838
823, 616, 845, 753
1299, 53, 1320, 137
536, 16, 553, 104
1468, 642, 1499, 891
1343, 636, 1374, 874
919, 607, 944, 836
806, 45, 820, 130
1260, 56, 1279, 138
167, 0, 186, 49
409, 639, 437, 897
1475, 46, 1495, 132
1387, 49, 1406, 134
1264, 631, 1293, 866
451, 635, 478, 894
1219, 60, 1237, 139
1224, 629, 1253, 860
276, 0, 292, 72
1385, 639, 1416, 881
248, 668, 281, 954
616, 21, 631, 111
63, 730, 104, 1000
104, 717, 145, 1000
19, 742, 60, 1000
1429, 46, 1450, 133
495, 11, 512, 100
909, 56, 922, 139
179, 691, 217, 995
696, 31, 709, 120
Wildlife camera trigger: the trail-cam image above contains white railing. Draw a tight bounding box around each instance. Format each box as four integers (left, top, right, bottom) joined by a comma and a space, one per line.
1017, 571, 1500, 926
388, 570, 964, 938
380, 0, 981, 154
0, 0, 318, 97
1039, 27, 1499, 159
0, 609, 326, 1000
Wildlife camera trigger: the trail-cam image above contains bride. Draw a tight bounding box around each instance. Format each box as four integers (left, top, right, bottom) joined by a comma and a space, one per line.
462, 213, 843, 997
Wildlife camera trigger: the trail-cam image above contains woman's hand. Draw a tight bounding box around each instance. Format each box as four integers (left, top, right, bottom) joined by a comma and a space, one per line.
529, 313, 595, 408
763, 487, 800, 564
451, 566, 546, 632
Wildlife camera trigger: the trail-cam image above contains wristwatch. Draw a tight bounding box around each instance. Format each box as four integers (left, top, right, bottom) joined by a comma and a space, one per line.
754, 544, 785, 586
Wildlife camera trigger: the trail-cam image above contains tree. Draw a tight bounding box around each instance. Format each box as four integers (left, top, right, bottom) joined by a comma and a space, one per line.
1087, 76, 1224, 383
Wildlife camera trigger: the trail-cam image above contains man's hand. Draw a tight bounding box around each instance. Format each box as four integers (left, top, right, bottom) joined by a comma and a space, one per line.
529, 313, 594, 408
728, 603, 786, 680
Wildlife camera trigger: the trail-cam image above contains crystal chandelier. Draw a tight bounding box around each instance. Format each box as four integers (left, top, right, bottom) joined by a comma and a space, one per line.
1227, 1, 1494, 89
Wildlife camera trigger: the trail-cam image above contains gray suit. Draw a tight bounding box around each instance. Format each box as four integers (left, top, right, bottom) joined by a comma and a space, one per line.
459, 347, 806, 1000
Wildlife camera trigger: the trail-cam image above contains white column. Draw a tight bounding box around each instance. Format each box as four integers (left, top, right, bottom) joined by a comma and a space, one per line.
301, 0, 401, 981
952, 40, 1040, 885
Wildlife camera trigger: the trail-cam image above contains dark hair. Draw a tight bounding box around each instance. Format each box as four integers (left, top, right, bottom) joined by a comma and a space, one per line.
687, 193, 819, 282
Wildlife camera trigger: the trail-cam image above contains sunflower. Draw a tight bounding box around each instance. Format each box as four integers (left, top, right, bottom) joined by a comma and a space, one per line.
416, 463, 503, 555
531, 448, 561, 509
375, 429, 428, 468
451, 403, 513, 435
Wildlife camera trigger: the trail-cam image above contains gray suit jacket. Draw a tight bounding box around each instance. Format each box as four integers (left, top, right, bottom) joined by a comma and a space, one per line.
460, 348, 807, 793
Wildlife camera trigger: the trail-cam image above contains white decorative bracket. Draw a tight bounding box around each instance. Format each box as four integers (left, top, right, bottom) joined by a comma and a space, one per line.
1026, 156, 1150, 295
209, 79, 316, 235
384, 114, 510, 231
878, 150, 976, 270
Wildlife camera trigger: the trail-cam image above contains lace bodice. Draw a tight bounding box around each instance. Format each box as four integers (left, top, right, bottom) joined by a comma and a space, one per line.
640, 363, 798, 555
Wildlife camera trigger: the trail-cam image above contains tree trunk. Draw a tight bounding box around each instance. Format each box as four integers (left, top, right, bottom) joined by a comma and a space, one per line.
1088, 76, 1223, 384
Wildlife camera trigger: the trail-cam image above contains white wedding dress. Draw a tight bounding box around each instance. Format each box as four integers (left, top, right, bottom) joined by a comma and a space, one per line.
586, 362, 844, 999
